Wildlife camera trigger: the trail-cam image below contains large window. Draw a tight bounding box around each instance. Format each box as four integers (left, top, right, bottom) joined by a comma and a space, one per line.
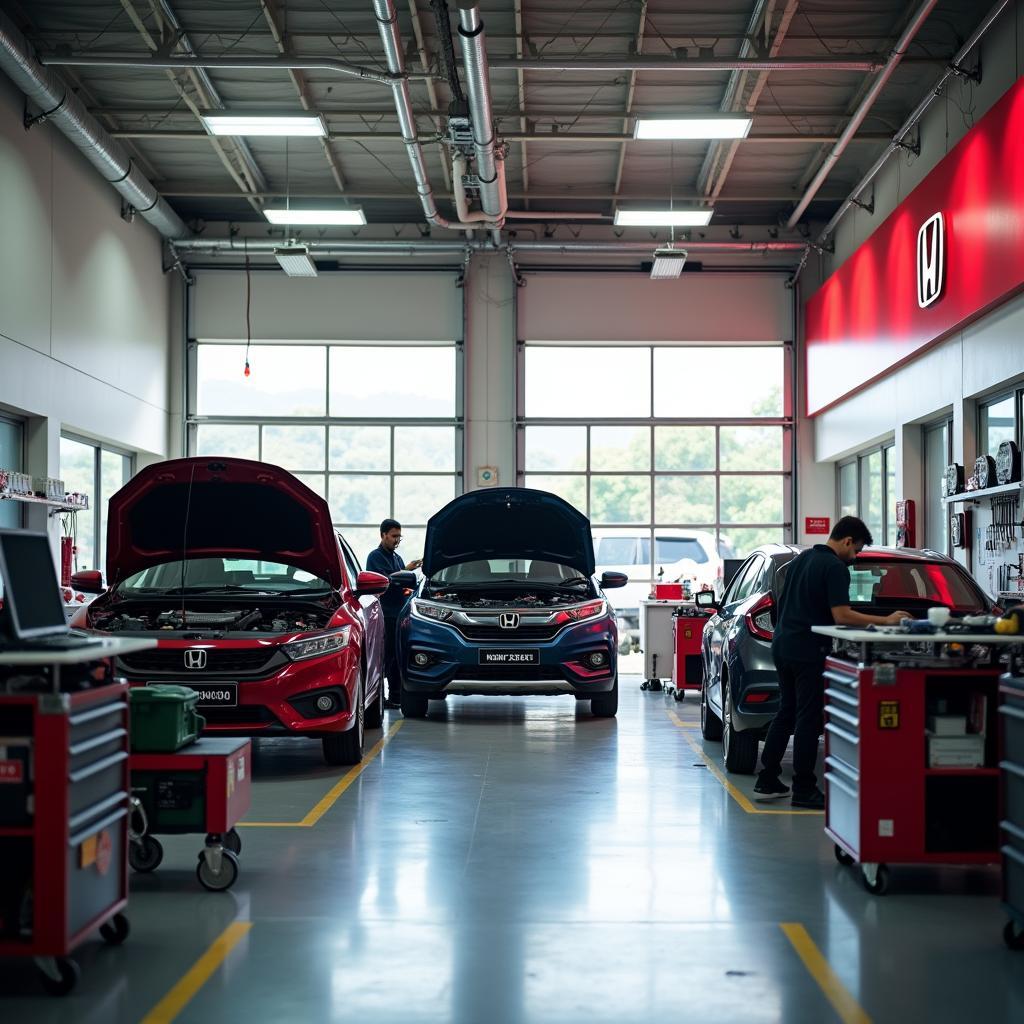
519, 344, 791, 571
190, 342, 462, 566
837, 442, 897, 546
60, 435, 133, 575
924, 420, 951, 553
978, 392, 1019, 460
0, 414, 24, 531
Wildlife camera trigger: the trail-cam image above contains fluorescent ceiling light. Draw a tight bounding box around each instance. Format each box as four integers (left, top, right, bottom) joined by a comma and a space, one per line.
264, 208, 366, 226
614, 209, 713, 227
650, 247, 688, 279
201, 114, 326, 137
274, 246, 318, 277
634, 117, 752, 140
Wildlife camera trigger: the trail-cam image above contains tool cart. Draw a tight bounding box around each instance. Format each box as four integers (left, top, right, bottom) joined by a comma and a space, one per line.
999, 670, 1024, 949
0, 639, 154, 995
639, 595, 690, 691
668, 605, 710, 702
814, 626, 1018, 896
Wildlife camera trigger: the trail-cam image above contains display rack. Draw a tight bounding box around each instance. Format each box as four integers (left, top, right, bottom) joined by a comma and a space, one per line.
942, 481, 1022, 505
0, 493, 89, 517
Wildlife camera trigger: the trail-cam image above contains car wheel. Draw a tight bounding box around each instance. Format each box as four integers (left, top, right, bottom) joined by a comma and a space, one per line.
722, 675, 758, 774
700, 676, 723, 741
364, 661, 385, 729
590, 674, 618, 717
322, 673, 365, 766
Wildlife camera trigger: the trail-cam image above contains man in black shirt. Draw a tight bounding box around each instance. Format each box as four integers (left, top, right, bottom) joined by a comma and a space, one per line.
755, 516, 910, 808
367, 519, 422, 707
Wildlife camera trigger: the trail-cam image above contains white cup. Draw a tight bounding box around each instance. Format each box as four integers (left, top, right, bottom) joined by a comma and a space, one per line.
927, 606, 951, 629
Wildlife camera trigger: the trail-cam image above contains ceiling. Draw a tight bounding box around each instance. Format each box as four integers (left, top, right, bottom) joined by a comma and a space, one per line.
3, 0, 996, 260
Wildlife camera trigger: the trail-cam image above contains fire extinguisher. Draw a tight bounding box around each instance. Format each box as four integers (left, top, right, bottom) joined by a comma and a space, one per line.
895, 499, 916, 548
60, 534, 74, 586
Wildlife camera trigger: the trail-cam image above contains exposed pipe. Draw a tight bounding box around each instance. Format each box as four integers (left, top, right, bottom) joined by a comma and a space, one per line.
453, 153, 501, 224
489, 56, 885, 72
0, 9, 188, 239
785, 0, 939, 229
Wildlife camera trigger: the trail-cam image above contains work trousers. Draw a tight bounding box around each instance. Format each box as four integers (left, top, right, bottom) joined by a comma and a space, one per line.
383, 616, 401, 701
758, 654, 825, 796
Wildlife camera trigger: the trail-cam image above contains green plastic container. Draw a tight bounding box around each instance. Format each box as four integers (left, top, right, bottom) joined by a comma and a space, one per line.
129, 685, 206, 753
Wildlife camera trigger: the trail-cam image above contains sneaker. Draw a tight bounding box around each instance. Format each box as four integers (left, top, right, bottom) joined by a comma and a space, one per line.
791, 788, 825, 810
754, 775, 790, 796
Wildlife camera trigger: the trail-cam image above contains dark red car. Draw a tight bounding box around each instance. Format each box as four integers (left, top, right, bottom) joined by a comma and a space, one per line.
69, 457, 389, 766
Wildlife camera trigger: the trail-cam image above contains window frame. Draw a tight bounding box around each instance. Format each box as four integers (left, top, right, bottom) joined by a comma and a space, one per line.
836, 441, 896, 546
0, 413, 25, 530
923, 417, 952, 555
978, 389, 1021, 459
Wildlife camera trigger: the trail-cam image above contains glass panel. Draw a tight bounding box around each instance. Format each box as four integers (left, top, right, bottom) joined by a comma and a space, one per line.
524, 426, 587, 471
980, 394, 1016, 457
720, 528, 785, 559
654, 426, 716, 471
197, 344, 326, 416
839, 462, 857, 518
0, 418, 23, 530
720, 425, 784, 471
99, 450, 129, 572
654, 348, 783, 417
654, 475, 716, 524
328, 346, 456, 417
593, 532, 643, 569
591, 426, 650, 471
523, 474, 586, 510
590, 475, 650, 524
344, 527, 388, 568
393, 427, 456, 471
328, 474, 390, 525
294, 473, 326, 499
885, 446, 897, 546
195, 424, 259, 460
261, 425, 326, 471
394, 475, 456, 523
924, 425, 948, 552
329, 426, 391, 471
525, 347, 651, 418
860, 451, 883, 544
60, 437, 96, 572
719, 475, 784, 524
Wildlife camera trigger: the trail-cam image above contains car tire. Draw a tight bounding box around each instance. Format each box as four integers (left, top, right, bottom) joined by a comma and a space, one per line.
591, 675, 618, 717
722, 675, 758, 774
364, 661, 385, 730
700, 677, 723, 741
322, 674, 365, 766
400, 679, 429, 718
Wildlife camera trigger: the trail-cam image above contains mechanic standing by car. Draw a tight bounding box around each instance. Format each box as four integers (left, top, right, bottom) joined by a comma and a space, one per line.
367, 519, 422, 708
754, 517, 911, 809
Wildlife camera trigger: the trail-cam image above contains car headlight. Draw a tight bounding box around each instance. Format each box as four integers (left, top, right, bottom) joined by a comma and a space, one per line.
411, 600, 454, 623
284, 627, 351, 661
554, 599, 607, 625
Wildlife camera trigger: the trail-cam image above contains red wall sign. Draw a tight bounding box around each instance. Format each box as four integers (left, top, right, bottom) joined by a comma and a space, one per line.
805, 517, 831, 535
805, 75, 1024, 415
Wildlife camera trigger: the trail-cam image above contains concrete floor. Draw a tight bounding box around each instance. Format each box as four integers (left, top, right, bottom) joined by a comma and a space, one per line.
4, 679, 1024, 1022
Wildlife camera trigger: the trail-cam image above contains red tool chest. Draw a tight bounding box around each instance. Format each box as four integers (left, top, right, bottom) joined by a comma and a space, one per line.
670, 611, 707, 701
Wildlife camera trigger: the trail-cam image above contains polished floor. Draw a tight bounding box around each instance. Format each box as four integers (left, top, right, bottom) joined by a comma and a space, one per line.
4, 679, 1023, 1023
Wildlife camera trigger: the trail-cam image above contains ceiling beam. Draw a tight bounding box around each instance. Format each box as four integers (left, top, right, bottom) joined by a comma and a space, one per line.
407, 0, 452, 193
611, 1, 647, 205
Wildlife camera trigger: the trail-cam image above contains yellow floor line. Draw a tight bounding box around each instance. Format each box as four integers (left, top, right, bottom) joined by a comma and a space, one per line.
781, 923, 873, 1024
669, 709, 823, 817
667, 708, 701, 729
240, 720, 403, 828
139, 921, 252, 1024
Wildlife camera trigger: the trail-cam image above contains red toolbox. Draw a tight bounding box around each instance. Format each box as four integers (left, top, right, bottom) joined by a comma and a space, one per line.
670, 610, 708, 702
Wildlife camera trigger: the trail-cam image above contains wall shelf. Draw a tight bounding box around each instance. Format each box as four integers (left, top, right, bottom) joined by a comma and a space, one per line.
942, 481, 1022, 505
0, 492, 89, 516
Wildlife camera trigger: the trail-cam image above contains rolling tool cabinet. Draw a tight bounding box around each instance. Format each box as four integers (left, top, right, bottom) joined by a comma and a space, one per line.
999, 671, 1024, 949
640, 598, 689, 691
813, 627, 1017, 896
669, 608, 709, 702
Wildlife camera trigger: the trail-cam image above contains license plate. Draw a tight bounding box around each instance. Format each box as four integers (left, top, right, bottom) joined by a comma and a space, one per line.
162, 682, 238, 707
478, 649, 540, 666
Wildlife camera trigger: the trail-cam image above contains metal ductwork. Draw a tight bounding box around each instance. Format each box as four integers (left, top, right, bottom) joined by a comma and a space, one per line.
0, 9, 188, 239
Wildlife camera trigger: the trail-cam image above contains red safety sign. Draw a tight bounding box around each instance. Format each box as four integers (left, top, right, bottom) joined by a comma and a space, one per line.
0, 759, 23, 783
805, 517, 831, 535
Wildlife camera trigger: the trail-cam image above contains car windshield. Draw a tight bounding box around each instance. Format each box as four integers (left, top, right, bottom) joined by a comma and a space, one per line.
431, 558, 582, 585
117, 558, 331, 595
848, 560, 984, 611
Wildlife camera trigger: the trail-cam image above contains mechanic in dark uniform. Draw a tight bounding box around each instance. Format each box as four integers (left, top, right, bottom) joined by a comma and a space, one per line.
754, 516, 910, 809
367, 519, 422, 707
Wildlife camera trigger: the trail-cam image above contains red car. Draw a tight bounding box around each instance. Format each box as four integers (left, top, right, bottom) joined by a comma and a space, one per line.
70, 457, 389, 766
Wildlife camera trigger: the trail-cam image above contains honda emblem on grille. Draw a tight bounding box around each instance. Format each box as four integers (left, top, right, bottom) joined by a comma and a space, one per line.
184, 649, 207, 670
499, 613, 520, 630
917, 211, 945, 309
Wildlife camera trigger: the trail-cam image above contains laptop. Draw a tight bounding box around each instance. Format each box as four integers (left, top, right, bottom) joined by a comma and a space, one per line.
0, 530, 106, 651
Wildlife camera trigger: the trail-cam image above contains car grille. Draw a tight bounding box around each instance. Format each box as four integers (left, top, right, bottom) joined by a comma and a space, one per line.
454, 624, 563, 642
455, 665, 565, 682
119, 648, 280, 677
200, 705, 279, 726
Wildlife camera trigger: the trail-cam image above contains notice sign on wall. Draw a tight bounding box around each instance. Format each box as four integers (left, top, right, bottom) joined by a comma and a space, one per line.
805, 517, 830, 535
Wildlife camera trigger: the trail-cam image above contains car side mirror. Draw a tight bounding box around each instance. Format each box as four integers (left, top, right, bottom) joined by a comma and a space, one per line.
70, 570, 104, 594
600, 571, 628, 590
353, 571, 389, 597
389, 570, 418, 591
695, 590, 719, 611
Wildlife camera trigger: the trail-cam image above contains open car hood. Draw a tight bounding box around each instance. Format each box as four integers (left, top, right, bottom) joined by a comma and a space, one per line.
422, 488, 595, 578
105, 457, 343, 588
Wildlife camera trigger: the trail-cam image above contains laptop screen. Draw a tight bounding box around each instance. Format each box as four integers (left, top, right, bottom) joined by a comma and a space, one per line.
0, 530, 68, 640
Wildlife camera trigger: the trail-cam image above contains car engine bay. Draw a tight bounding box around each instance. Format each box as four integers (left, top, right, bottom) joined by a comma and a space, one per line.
90, 604, 330, 635
423, 589, 590, 609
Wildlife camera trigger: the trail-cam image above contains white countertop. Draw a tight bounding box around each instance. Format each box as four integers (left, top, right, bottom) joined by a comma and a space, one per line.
812, 625, 1024, 646
0, 636, 157, 665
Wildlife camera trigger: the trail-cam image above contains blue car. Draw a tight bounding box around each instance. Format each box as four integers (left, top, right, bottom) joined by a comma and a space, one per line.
392, 488, 627, 718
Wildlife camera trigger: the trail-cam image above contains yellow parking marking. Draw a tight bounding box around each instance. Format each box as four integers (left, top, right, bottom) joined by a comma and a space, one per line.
240, 720, 403, 828
668, 709, 823, 816
140, 922, 252, 1024
668, 708, 701, 729
781, 923, 873, 1024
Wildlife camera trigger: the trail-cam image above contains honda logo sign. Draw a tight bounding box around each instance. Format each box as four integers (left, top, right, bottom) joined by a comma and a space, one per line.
184, 649, 207, 670
498, 613, 520, 630
917, 212, 945, 308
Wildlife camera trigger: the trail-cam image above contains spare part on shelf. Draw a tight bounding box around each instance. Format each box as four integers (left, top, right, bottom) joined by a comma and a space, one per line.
996, 440, 1022, 485
975, 455, 998, 490
944, 464, 965, 497
950, 511, 970, 549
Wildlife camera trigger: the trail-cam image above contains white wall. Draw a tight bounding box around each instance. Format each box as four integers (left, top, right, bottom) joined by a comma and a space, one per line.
0, 75, 172, 532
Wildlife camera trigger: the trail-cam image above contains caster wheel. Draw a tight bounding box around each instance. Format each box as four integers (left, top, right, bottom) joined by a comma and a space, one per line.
196, 848, 240, 892
834, 844, 855, 867
649, 679, 663, 692
224, 828, 242, 855
640, 681, 649, 691
1004, 921, 1024, 951
37, 957, 80, 996
673, 689, 685, 703
129, 834, 163, 873
99, 912, 130, 946
861, 863, 890, 896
